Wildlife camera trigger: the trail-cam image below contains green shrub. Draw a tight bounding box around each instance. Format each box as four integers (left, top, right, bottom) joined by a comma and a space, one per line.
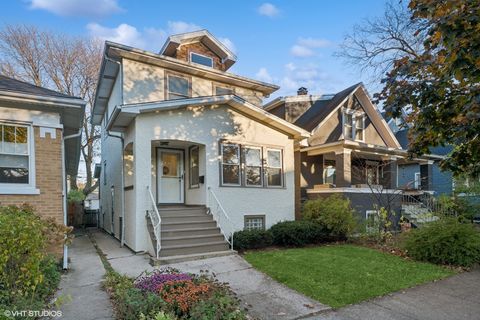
189, 291, 245, 320
303, 195, 357, 238
67, 189, 85, 203
232, 229, 273, 250
404, 217, 480, 267
139, 311, 176, 320
0, 205, 66, 318
270, 220, 328, 247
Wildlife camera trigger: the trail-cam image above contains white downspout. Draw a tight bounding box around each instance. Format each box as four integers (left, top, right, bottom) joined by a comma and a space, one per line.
62, 130, 82, 270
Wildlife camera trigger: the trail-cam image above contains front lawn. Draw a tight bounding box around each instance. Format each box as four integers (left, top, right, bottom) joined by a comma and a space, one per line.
244, 244, 455, 308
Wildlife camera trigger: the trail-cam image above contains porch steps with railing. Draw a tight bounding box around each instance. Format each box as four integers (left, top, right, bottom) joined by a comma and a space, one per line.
147, 205, 232, 265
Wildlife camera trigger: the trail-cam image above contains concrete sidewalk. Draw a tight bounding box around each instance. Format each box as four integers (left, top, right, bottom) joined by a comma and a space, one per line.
92, 229, 331, 320
55, 231, 114, 320
308, 268, 480, 320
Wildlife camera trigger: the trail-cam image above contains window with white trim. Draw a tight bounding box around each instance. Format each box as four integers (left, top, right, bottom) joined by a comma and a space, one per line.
343, 96, 365, 142
265, 149, 283, 187
0, 124, 30, 184
167, 74, 190, 100
244, 147, 262, 186
244, 215, 265, 230
190, 52, 213, 67
221, 144, 241, 185
219, 142, 284, 188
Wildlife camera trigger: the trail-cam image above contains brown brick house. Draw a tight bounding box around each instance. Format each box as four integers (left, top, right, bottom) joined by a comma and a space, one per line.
0, 75, 85, 263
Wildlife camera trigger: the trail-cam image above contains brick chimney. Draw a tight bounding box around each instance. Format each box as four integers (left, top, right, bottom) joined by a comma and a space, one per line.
297, 87, 308, 95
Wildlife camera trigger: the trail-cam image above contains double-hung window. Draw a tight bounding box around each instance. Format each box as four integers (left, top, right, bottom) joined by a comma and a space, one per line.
244, 147, 262, 186
221, 144, 241, 185
265, 149, 283, 187
0, 123, 30, 185
343, 110, 364, 141
167, 74, 190, 100
220, 142, 283, 188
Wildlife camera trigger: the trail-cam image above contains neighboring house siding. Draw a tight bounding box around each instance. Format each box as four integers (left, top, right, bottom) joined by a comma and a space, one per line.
431, 162, 453, 195
0, 127, 63, 223
397, 163, 420, 189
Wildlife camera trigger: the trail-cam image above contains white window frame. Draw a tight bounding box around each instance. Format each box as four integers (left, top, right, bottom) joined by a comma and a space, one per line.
243, 146, 263, 187
265, 148, 284, 188
189, 52, 213, 68
342, 108, 365, 142
0, 122, 38, 194
220, 143, 241, 186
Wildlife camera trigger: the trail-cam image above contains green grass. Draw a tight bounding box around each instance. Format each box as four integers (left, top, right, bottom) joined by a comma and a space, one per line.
244, 244, 455, 308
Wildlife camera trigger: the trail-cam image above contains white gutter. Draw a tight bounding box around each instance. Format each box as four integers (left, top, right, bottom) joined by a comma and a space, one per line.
61, 130, 82, 270
0, 90, 85, 108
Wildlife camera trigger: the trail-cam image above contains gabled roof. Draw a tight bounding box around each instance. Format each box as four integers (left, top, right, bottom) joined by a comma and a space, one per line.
294, 83, 361, 132
159, 30, 237, 70
0, 75, 82, 100
106, 94, 310, 140
395, 129, 452, 157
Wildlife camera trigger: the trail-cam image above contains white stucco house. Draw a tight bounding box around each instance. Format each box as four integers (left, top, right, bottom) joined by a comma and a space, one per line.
92, 30, 308, 262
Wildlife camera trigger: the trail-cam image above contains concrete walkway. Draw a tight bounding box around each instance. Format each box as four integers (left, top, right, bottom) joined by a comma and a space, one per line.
92, 229, 330, 320
55, 231, 114, 320
307, 268, 480, 320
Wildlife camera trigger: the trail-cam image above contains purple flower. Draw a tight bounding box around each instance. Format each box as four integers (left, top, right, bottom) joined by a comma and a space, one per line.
134, 270, 192, 293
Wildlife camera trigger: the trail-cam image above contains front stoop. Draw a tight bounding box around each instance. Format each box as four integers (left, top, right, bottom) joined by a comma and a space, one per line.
147, 205, 234, 266
149, 249, 237, 266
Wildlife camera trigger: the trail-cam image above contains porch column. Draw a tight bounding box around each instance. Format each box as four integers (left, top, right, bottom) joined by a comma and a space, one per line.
335, 150, 351, 187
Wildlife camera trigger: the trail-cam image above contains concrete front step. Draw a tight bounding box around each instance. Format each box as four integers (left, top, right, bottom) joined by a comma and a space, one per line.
158, 206, 207, 216
161, 234, 225, 247
150, 250, 236, 266
161, 227, 222, 237
159, 241, 230, 257
161, 214, 212, 223
161, 220, 217, 231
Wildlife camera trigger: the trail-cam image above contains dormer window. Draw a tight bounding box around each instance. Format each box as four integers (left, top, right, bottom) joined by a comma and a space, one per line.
190, 52, 213, 67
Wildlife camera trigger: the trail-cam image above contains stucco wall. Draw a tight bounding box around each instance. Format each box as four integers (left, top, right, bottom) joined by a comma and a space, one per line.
132, 104, 296, 253
122, 59, 263, 106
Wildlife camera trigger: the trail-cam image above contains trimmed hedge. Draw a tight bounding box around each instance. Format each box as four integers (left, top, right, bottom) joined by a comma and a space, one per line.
233, 221, 331, 250
403, 217, 480, 267
270, 221, 328, 247
232, 230, 273, 250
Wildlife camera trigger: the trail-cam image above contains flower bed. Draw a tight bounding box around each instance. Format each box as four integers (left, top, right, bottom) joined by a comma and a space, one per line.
104, 268, 246, 320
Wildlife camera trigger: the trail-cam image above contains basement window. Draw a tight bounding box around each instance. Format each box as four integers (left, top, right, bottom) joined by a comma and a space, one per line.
244, 215, 265, 231
190, 52, 213, 67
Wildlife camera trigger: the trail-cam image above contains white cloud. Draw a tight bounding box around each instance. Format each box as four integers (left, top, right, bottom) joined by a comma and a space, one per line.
29, 0, 123, 17
219, 37, 237, 54
290, 37, 332, 58
166, 21, 202, 34
255, 67, 273, 83
258, 3, 280, 17
290, 45, 314, 57
87, 23, 144, 47
297, 37, 331, 48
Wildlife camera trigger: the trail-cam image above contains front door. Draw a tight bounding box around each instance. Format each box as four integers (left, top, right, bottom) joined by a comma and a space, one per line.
157, 149, 184, 204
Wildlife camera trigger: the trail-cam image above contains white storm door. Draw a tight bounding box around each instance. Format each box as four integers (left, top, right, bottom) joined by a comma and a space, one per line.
157, 149, 184, 204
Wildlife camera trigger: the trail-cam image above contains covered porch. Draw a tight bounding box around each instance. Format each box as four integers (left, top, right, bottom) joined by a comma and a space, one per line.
300, 140, 406, 194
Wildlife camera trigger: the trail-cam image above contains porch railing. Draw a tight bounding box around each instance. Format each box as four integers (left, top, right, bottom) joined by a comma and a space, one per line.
146, 186, 161, 259
207, 186, 234, 250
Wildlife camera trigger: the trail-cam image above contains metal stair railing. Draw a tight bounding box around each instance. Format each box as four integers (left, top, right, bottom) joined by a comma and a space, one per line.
207, 186, 234, 250
146, 186, 161, 259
